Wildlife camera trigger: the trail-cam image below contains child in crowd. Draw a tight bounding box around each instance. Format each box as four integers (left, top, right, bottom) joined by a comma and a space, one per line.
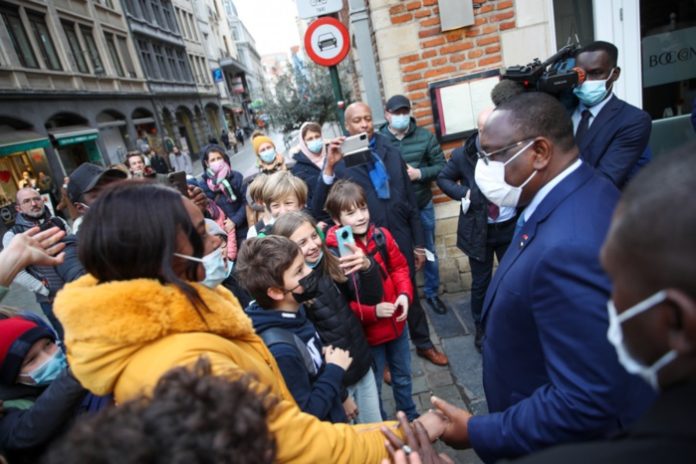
237, 236, 353, 423
324, 180, 419, 421
252, 134, 286, 176
248, 171, 308, 238
205, 219, 251, 308
245, 172, 268, 230
200, 144, 248, 247
0, 312, 88, 463
272, 211, 384, 423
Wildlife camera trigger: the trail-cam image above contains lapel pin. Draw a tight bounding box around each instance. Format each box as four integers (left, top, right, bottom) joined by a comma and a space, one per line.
519, 234, 529, 248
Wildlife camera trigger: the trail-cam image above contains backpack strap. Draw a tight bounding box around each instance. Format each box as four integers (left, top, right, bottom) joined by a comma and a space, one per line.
259, 327, 318, 377
369, 227, 390, 279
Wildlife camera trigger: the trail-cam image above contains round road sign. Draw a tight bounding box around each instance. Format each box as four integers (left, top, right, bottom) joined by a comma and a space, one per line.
304, 17, 350, 67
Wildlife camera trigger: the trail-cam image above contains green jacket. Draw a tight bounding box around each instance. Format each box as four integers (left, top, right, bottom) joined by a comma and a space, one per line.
378, 118, 445, 208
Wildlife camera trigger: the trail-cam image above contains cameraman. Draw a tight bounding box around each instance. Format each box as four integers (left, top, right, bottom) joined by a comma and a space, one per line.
572, 41, 651, 189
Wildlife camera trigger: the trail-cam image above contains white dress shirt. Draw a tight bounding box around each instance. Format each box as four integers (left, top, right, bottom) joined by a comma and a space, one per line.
521, 159, 582, 224
572, 94, 614, 134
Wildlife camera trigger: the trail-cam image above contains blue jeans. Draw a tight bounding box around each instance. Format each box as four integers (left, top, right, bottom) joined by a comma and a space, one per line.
347, 369, 382, 424
419, 201, 439, 298
371, 330, 419, 421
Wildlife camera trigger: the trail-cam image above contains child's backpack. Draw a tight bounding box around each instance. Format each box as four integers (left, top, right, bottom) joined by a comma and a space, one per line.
259, 328, 318, 377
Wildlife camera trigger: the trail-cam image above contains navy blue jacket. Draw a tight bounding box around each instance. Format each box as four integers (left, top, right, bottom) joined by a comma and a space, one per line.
290, 150, 330, 222
468, 162, 655, 462
311, 133, 424, 271
199, 170, 248, 243
575, 95, 651, 189
246, 303, 347, 423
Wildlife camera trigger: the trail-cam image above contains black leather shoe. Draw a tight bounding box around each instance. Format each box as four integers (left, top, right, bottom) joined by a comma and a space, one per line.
425, 296, 448, 315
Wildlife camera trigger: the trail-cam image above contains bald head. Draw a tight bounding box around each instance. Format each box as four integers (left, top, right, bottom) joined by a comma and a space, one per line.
344, 102, 374, 137
477, 106, 494, 132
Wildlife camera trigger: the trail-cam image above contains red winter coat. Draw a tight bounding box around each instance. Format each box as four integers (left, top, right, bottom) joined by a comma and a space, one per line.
325, 224, 413, 346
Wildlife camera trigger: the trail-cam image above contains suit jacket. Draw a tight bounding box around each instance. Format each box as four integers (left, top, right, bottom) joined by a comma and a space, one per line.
312, 133, 424, 271
506, 379, 696, 464
467, 162, 655, 463
576, 95, 651, 189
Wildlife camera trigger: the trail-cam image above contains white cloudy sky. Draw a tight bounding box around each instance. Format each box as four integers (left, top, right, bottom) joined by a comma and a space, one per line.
234, 0, 302, 56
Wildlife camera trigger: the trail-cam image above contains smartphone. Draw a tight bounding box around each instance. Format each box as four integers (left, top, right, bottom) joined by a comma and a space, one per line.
335, 225, 355, 257
167, 171, 189, 196
341, 132, 371, 168
38, 217, 65, 232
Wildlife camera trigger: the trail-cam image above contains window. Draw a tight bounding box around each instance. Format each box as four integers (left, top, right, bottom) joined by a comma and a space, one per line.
161, 1, 176, 32
138, 0, 151, 22
165, 47, 179, 80
95, 0, 115, 8
176, 49, 191, 82
180, 9, 191, 39
150, 0, 164, 28
1, 6, 38, 68
187, 53, 198, 83
27, 12, 62, 70
117, 36, 136, 78
104, 32, 124, 76
79, 26, 104, 74
122, 0, 136, 15
552, 0, 594, 49
188, 13, 197, 41
61, 21, 88, 73
138, 39, 156, 78
152, 43, 169, 79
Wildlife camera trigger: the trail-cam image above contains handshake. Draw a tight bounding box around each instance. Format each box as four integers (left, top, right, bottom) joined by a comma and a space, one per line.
380, 396, 474, 464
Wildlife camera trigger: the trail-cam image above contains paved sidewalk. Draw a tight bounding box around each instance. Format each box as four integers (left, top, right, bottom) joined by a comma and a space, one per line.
381, 292, 486, 464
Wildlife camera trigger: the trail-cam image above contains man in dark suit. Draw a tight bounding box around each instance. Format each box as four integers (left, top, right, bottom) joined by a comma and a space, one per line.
506, 144, 696, 464
430, 92, 654, 463
572, 41, 652, 188
312, 102, 448, 367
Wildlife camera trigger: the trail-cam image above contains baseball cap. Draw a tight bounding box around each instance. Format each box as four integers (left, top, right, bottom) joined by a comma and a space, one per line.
67, 163, 127, 203
385, 95, 411, 113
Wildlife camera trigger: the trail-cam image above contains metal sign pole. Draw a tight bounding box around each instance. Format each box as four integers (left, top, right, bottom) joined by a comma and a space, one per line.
329, 65, 345, 133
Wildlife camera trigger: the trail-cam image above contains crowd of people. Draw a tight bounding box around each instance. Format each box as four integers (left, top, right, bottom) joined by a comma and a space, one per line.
0, 40, 694, 463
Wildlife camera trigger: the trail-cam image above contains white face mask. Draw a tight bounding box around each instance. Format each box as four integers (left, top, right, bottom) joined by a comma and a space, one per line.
474, 140, 536, 208
174, 248, 232, 288
606, 290, 677, 391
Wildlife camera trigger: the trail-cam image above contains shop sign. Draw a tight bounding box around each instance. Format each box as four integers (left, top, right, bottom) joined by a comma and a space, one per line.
642, 26, 696, 88
56, 133, 99, 147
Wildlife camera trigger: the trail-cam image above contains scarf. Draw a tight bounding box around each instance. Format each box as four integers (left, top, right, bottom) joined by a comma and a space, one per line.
368, 139, 390, 199
206, 162, 237, 201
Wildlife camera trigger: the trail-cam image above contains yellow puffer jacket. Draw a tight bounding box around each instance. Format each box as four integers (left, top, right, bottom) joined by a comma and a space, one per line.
55, 275, 398, 463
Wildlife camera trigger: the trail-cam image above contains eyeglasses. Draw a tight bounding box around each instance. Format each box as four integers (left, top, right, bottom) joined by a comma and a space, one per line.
476, 136, 536, 165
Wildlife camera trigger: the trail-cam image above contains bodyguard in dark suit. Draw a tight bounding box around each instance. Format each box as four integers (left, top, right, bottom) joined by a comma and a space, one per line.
430, 93, 654, 463
572, 41, 652, 189
507, 144, 696, 464
312, 102, 448, 367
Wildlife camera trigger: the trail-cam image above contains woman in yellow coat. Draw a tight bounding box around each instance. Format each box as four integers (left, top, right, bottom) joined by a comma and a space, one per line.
54, 181, 444, 463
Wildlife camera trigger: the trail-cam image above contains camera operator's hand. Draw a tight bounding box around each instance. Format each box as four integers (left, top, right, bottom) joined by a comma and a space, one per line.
323, 137, 346, 177
187, 185, 208, 214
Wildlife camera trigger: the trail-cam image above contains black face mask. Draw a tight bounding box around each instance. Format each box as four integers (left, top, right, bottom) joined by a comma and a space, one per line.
287, 269, 320, 304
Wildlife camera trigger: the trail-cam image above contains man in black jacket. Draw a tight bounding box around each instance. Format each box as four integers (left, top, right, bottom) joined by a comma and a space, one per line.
312, 102, 448, 367
436, 108, 517, 351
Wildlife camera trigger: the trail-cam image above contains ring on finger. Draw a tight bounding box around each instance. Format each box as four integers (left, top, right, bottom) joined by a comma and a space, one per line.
402, 445, 413, 455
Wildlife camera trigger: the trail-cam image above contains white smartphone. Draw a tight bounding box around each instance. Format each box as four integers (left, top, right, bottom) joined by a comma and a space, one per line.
341, 132, 371, 167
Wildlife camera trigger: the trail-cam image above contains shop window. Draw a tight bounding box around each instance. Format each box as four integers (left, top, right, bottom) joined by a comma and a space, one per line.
552, 0, 594, 49
27, 11, 62, 71
0, 5, 38, 68
61, 21, 88, 73
104, 32, 124, 77
80, 26, 104, 74
117, 36, 137, 78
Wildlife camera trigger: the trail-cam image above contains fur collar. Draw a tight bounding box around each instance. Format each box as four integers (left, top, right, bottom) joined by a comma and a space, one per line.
55, 275, 255, 347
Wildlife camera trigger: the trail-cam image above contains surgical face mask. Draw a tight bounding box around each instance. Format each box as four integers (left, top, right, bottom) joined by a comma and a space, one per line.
390, 114, 410, 131
18, 349, 67, 386
573, 69, 615, 107
209, 159, 227, 174
286, 269, 319, 304
306, 139, 324, 154
606, 290, 677, 391
307, 251, 324, 269
259, 149, 276, 164
474, 140, 536, 208
175, 248, 232, 288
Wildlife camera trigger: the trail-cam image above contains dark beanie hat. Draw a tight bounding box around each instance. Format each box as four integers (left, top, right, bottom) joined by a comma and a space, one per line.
0, 317, 55, 385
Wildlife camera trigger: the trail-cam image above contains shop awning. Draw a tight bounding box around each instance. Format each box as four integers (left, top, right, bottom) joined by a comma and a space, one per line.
0, 130, 51, 156
48, 126, 99, 147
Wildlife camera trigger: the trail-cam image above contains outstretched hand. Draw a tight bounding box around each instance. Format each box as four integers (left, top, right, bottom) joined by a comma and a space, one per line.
430, 396, 473, 449
0, 226, 66, 287
381, 411, 454, 464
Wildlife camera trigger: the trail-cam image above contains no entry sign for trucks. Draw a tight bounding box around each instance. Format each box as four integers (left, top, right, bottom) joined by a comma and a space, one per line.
304, 17, 350, 67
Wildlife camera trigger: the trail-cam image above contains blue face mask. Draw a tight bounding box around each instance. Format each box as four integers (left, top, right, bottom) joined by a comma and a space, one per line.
573, 69, 615, 107
306, 139, 324, 154
390, 114, 410, 131
19, 348, 67, 386
307, 250, 324, 269
259, 149, 276, 164
175, 248, 232, 288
